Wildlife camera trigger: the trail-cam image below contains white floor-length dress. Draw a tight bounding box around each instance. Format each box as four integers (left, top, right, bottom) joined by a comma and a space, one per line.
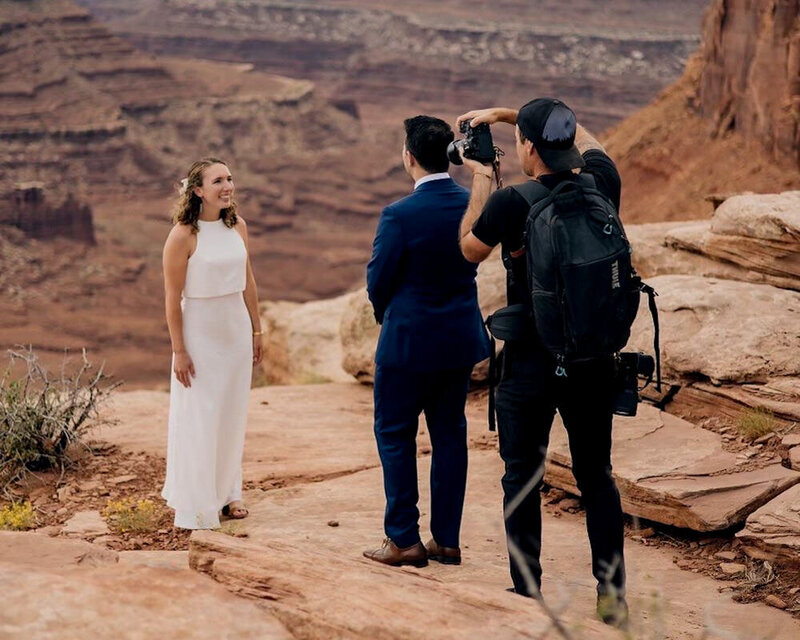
162, 218, 253, 529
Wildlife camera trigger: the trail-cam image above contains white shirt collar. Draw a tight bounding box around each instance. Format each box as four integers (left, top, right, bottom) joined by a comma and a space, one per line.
414, 172, 450, 190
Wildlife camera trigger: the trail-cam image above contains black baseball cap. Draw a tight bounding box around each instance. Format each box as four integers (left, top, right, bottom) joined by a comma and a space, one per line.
517, 98, 585, 172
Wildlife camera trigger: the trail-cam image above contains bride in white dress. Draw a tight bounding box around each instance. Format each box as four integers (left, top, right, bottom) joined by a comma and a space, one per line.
161, 157, 263, 529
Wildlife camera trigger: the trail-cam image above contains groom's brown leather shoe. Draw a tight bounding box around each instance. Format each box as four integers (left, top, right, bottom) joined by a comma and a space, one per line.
425, 538, 461, 565
363, 538, 428, 567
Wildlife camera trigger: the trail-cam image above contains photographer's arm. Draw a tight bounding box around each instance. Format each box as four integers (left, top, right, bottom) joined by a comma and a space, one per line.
574, 124, 606, 154
459, 160, 495, 264
456, 107, 518, 129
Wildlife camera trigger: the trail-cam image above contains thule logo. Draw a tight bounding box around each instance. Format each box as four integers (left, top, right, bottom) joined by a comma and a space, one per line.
611, 260, 620, 289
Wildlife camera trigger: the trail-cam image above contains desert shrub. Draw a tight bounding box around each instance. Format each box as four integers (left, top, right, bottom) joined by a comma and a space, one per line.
737, 406, 777, 441
0, 347, 120, 491
103, 498, 159, 533
0, 501, 35, 530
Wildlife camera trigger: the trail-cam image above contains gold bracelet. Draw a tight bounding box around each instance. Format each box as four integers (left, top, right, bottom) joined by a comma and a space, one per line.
252, 330, 264, 336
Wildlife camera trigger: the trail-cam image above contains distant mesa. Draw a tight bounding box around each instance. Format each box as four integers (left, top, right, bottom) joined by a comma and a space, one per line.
0, 183, 95, 244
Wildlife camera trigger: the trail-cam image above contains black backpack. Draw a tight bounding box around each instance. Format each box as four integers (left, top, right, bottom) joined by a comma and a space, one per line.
511, 175, 660, 375
484, 176, 662, 430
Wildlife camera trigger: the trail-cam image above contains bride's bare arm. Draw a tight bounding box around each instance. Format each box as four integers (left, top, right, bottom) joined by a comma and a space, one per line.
163, 225, 195, 387
234, 217, 264, 366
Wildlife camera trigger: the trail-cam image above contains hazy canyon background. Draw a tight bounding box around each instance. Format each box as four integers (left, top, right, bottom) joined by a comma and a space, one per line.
1, 0, 798, 387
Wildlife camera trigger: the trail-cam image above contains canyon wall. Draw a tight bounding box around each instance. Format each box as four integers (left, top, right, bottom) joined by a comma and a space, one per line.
76, 0, 706, 133
698, 0, 800, 165
0, 185, 94, 244
605, 1, 800, 222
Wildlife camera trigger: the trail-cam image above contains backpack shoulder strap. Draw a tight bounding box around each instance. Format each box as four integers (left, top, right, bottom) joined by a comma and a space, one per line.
577, 172, 596, 189
510, 180, 552, 208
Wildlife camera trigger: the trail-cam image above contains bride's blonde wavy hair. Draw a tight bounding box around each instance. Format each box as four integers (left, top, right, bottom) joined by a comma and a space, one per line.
172, 157, 238, 232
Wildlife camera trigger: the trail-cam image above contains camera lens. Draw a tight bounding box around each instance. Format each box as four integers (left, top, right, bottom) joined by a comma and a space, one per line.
446, 140, 464, 165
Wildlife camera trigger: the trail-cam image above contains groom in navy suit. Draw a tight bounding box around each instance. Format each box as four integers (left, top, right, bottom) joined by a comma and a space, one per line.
363, 116, 490, 567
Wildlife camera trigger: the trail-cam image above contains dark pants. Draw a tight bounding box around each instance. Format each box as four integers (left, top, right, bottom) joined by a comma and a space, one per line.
495, 344, 625, 597
373, 365, 473, 549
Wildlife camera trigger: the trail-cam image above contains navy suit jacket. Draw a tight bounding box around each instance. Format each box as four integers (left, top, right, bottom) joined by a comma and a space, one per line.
367, 177, 490, 372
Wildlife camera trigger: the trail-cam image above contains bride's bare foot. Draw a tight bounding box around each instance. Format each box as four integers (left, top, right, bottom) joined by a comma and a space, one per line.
221, 501, 248, 519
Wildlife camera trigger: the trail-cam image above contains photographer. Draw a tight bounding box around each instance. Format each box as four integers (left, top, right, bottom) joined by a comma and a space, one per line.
455, 99, 628, 628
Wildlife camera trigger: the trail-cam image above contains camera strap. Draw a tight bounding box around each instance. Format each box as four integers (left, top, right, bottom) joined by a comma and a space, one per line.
492, 158, 504, 189
492, 146, 505, 189
640, 282, 662, 392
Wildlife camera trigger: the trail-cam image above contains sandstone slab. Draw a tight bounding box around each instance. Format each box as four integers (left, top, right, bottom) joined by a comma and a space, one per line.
545, 405, 800, 531
627, 275, 800, 383
117, 550, 190, 570
791, 447, 800, 471
711, 191, 800, 242
783, 434, 800, 448
0, 532, 291, 639
737, 484, 800, 566
61, 510, 110, 539
719, 562, 746, 575
260, 293, 356, 385
340, 288, 381, 383
188, 443, 800, 640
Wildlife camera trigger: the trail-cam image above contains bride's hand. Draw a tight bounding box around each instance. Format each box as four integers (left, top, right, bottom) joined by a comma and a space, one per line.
173, 350, 195, 388
253, 335, 263, 366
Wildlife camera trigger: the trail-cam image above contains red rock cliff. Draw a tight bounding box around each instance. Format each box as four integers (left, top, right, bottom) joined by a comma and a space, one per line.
698, 0, 800, 164
604, 1, 800, 222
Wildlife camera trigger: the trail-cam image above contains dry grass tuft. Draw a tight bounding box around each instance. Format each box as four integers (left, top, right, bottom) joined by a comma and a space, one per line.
737, 407, 777, 441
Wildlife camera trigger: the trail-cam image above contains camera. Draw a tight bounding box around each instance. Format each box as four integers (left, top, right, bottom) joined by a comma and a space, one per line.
613, 352, 655, 417
447, 121, 497, 165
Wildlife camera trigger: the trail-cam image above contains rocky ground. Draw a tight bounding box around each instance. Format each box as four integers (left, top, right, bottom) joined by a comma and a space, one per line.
2, 383, 799, 638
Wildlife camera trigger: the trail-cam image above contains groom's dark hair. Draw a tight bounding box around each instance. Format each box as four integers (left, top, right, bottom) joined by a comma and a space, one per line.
404, 115, 454, 174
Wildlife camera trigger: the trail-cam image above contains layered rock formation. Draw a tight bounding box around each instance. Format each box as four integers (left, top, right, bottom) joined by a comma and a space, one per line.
78, 0, 705, 132
0, 0, 405, 299
0, 0, 406, 384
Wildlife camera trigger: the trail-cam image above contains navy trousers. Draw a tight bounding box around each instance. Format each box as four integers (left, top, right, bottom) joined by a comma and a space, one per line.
373, 365, 473, 549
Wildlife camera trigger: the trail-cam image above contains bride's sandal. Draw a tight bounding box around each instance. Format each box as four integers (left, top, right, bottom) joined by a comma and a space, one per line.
221, 501, 248, 519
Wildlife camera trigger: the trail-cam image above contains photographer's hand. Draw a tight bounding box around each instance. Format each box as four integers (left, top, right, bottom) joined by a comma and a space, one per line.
456, 107, 518, 129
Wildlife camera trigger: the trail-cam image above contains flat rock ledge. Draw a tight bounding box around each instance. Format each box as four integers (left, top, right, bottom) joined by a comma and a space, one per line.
189, 530, 615, 640
627, 220, 799, 291
0, 532, 291, 639
737, 483, 800, 565
545, 405, 800, 531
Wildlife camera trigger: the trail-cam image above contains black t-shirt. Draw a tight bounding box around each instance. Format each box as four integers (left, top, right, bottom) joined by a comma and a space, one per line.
472, 149, 621, 306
